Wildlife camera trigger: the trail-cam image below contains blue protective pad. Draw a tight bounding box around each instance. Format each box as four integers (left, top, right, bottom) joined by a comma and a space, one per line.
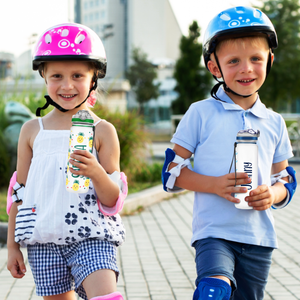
193, 277, 231, 300
161, 148, 176, 192
272, 166, 297, 209
285, 166, 297, 204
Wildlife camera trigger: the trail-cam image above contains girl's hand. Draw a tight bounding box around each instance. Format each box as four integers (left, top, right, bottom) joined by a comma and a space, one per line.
69, 150, 102, 180
245, 184, 275, 211
214, 172, 251, 203
7, 248, 26, 278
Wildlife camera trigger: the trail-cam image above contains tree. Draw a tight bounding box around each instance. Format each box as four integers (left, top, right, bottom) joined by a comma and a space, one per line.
172, 21, 211, 115
125, 47, 160, 114
257, 0, 300, 111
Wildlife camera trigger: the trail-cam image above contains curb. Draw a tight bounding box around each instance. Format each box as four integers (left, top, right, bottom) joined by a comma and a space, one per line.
0, 184, 181, 243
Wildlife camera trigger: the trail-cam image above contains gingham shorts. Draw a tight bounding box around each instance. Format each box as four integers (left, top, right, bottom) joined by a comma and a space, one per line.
27, 238, 119, 300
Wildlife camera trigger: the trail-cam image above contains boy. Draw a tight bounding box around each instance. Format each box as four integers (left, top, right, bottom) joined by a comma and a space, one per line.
162, 6, 297, 300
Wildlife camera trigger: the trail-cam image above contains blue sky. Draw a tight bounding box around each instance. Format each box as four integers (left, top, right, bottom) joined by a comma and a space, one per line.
0, 0, 259, 58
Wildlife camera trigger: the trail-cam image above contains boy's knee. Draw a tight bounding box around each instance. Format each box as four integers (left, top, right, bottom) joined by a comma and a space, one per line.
193, 277, 231, 300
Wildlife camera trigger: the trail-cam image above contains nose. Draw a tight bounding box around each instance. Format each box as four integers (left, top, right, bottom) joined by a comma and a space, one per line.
240, 60, 253, 73
61, 77, 74, 90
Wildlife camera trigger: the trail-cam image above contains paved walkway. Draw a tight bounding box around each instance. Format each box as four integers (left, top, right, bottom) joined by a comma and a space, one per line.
1, 164, 300, 299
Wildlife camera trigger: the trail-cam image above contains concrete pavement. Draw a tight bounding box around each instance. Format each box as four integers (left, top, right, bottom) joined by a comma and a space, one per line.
1, 161, 300, 299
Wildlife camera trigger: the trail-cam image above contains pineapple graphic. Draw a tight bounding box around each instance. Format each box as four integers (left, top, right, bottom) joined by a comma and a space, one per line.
66, 177, 69, 186
84, 178, 90, 187
69, 134, 72, 146
89, 137, 93, 149
73, 180, 79, 191
77, 132, 84, 143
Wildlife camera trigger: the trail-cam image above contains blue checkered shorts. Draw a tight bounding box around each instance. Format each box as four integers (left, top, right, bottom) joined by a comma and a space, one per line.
27, 238, 119, 300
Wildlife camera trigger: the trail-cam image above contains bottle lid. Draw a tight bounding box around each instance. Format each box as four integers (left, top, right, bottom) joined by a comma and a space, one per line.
72, 110, 94, 124
236, 129, 260, 141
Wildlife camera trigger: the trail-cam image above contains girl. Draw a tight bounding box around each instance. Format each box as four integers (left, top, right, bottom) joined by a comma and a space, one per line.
7, 23, 127, 300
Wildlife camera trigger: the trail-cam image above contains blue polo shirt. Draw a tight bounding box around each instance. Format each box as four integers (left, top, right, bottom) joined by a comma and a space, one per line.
171, 88, 293, 248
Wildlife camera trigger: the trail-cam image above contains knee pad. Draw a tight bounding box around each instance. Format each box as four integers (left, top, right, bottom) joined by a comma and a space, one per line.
90, 291, 123, 299
193, 278, 231, 300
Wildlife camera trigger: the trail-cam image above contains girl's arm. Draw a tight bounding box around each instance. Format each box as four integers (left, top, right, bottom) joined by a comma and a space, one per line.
169, 144, 251, 204
69, 120, 120, 207
7, 120, 37, 278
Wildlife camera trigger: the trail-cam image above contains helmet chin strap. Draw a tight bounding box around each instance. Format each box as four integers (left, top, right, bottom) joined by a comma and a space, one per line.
211, 50, 272, 101
36, 80, 98, 117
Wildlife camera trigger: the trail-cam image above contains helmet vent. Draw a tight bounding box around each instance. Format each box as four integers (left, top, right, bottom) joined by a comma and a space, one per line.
61, 29, 69, 37
254, 9, 262, 19
75, 33, 86, 44
220, 13, 231, 21
45, 34, 52, 44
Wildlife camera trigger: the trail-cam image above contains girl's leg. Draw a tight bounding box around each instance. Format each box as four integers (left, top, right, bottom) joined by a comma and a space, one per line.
43, 290, 76, 300
82, 269, 117, 299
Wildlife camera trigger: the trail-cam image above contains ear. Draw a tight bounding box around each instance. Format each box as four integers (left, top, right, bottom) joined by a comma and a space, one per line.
207, 60, 222, 79
270, 52, 274, 66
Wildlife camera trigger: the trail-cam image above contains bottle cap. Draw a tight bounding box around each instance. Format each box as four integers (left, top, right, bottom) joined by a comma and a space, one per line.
72, 110, 94, 124
237, 129, 260, 141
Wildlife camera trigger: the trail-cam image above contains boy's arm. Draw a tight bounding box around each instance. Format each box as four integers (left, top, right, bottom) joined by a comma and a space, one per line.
245, 160, 289, 210
169, 144, 251, 204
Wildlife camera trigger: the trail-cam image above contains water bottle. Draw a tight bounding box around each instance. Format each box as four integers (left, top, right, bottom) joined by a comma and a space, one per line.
66, 110, 94, 193
234, 129, 260, 209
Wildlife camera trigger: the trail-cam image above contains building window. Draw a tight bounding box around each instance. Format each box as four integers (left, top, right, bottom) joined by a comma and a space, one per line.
90, 0, 94, 8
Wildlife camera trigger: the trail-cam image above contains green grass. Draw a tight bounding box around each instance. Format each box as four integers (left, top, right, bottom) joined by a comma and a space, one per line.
0, 189, 8, 222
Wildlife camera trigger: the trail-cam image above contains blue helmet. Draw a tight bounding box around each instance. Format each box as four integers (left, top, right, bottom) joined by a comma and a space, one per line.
203, 6, 278, 69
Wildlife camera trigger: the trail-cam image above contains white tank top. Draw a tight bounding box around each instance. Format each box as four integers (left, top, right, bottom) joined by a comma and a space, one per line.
15, 118, 125, 247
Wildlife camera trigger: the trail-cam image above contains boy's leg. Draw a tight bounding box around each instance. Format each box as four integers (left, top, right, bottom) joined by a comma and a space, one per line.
193, 238, 236, 299
232, 244, 273, 300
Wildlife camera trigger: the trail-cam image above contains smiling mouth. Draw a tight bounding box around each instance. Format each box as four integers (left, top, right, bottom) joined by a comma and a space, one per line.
60, 94, 77, 98
238, 79, 255, 83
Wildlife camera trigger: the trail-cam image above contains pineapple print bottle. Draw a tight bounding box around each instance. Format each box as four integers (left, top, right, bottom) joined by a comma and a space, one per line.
66, 110, 94, 193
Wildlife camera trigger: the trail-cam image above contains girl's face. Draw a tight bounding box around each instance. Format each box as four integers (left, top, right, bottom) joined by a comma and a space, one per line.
43, 61, 94, 111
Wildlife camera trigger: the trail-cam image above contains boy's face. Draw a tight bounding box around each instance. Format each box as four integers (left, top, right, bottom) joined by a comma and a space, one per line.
208, 37, 273, 108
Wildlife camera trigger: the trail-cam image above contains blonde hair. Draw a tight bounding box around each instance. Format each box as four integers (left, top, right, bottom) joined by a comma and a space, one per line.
216, 36, 269, 54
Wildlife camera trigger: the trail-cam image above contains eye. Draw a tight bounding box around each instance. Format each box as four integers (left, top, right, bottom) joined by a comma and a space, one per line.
229, 58, 239, 64
75, 33, 86, 44
45, 34, 52, 44
73, 73, 82, 79
251, 57, 260, 62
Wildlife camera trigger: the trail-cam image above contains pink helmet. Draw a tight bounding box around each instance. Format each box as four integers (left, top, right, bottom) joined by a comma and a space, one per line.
32, 23, 106, 78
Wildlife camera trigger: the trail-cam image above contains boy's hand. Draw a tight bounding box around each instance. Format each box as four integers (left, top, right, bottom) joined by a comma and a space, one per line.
215, 172, 251, 203
69, 150, 102, 180
7, 248, 26, 278
245, 184, 275, 211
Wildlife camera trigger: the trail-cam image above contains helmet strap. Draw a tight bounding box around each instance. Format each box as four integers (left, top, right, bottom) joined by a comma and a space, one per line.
211, 50, 257, 101
35, 80, 98, 117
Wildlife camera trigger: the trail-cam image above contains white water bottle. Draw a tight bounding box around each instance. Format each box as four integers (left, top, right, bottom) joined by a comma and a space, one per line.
66, 110, 94, 193
234, 129, 260, 209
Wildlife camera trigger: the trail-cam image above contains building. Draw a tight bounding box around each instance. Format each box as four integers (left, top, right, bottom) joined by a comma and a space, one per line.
0, 52, 14, 80
74, 0, 181, 80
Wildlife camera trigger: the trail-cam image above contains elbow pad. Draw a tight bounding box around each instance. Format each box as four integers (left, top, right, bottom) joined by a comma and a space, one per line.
271, 166, 297, 209
161, 148, 191, 193
7, 171, 25, 215
97, 171, 128, 216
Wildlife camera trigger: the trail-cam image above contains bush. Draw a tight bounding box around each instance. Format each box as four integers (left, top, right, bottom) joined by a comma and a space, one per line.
93, 104, 149, 181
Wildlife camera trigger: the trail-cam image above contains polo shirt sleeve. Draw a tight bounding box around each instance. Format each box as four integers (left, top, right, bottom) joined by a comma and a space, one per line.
273, 115, 294, 163
171, 103, 201, 153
